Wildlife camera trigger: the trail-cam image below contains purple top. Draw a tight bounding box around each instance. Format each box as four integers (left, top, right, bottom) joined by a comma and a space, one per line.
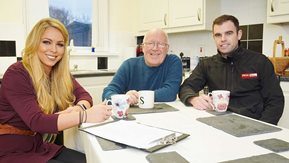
0, 62, 92, 163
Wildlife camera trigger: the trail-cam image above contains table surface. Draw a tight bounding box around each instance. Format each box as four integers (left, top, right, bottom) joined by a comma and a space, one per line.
78, 101, 289, 163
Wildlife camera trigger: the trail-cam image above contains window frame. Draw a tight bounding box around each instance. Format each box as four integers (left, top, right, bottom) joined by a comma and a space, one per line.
91, 0, 109, 52
48, 0, 109, 53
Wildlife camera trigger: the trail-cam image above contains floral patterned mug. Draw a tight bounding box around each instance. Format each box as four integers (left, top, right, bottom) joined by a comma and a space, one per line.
106, 94, 130, 119
208, 90, 230, 112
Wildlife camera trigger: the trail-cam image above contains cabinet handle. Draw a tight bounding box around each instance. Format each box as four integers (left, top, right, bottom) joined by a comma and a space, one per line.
271, 0, 275, 12
164, 13, 167, 26
197, 8, 201, 21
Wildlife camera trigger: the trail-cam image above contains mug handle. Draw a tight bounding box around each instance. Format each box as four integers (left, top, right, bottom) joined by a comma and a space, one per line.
207, 93, 215, 110
105, 99, 113, 106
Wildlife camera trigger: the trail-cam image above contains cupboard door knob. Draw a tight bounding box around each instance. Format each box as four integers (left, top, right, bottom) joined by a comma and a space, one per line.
164, 14, 167, 26
197, 8, 201, 21
271, 0, 275, 12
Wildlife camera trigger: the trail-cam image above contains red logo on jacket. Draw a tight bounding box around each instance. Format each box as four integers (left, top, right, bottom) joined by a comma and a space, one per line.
241, 73, 258, 79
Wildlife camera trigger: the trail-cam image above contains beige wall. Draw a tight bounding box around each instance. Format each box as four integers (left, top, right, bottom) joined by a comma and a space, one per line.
108, 0, 139, 69
1, 0, 289, 73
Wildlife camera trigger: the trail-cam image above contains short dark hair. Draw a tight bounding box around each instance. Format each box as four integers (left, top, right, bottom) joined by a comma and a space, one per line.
212, 14, 240, 32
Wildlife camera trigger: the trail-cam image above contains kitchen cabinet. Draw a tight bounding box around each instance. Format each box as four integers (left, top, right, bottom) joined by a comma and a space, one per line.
75, 76, 113, 104
138, 0, 220, 34
138, 0, 168, 31
168, 0, 203, 28
267, 0, 289, 23
279, 82, 289, 129
64, 74, 113, 153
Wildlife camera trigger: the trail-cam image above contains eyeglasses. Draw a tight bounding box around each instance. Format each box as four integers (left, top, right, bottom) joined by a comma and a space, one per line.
142, 42, 168, 49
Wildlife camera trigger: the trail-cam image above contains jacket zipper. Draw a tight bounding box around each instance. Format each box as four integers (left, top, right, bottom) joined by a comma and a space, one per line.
230, 61, 234, 91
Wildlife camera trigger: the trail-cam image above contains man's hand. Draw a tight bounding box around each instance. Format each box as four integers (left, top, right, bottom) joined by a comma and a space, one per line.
188, 95, 214, 110
126, 90, 139, 105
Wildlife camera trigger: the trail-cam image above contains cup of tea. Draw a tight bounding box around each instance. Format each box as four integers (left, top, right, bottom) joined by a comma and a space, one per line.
138, 90, 154, 109
106, 94, 130, 119
208, 90, 230, 112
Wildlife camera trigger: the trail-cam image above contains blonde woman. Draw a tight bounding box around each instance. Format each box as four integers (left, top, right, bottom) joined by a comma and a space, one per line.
0, 18, 112, 163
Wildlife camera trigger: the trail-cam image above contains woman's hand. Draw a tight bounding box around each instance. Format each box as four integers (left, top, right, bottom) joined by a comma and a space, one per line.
86, 103, 113, 123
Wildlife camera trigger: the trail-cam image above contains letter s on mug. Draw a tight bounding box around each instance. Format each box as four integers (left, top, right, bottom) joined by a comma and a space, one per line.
139, 96, 144, 104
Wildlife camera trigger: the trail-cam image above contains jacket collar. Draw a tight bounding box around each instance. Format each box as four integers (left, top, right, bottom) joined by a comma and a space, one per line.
217, 46, 244, 62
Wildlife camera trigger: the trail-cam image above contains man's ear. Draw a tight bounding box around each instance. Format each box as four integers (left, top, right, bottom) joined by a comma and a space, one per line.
237, 29, 242, 40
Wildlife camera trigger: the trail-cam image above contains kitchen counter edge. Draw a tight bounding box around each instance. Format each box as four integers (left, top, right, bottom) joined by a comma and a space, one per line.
0, 70, 116, 83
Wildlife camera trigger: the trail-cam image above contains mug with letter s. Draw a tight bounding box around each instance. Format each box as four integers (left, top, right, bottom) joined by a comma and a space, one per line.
106, 94, 130, 119
208, 90, 230, 112
138, 90, 154, 109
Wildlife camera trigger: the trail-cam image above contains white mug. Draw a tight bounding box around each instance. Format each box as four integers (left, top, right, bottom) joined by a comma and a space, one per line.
138, 90, 154, 109
208, 90, 230, 112
106, 94, 129, 119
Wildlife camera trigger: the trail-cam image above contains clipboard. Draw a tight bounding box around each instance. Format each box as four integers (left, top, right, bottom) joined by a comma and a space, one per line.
80, 120, 189, 153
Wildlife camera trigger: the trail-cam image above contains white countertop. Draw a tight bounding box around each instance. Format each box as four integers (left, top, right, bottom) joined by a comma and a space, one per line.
0, 70, 116, 81
70, 69, 116, 75
71, 69, 116, 78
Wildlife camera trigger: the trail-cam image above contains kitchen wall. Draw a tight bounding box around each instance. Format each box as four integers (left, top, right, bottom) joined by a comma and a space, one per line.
107, 0, 138, 69
1, 0, 289, 74
167, 0, 289, 58
0, 0, 49, 74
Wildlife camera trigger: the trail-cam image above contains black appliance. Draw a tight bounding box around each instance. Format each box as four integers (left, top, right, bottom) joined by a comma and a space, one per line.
98, 57, 108, 69
180, 52, 190, 72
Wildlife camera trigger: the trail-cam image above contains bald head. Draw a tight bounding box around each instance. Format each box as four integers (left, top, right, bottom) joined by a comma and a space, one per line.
143, 28, 169, 44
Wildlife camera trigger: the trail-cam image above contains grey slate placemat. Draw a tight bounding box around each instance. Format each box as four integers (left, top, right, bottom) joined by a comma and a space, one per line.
146, 151, 190, 163
111, 114, 136, 121
206, 110, 232, 116
254, 138, 289, 152
129, 103, 178, 114
220, 153, 289, 163
96, 136, 127, 151
197, 114, 282, 137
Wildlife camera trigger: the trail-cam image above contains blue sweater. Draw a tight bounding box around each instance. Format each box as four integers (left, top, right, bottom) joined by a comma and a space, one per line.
102, 54, 182, 102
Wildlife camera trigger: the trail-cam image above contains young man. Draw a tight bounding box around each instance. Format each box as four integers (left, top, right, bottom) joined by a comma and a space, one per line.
179, 15, 284, 125
102, 28, 182, 104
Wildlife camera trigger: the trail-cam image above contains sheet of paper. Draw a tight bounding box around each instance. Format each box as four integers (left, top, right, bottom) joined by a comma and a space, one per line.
82, 120, 176, 149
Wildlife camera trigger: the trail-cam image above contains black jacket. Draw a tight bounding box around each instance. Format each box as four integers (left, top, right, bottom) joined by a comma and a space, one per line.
179, 47, 284, 125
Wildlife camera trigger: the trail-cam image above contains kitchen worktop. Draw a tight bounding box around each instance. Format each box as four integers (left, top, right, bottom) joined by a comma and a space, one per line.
278, 76, 289, 82
0, 69, 116, 82
70, 69, 116, 78
2, 70, 289, 82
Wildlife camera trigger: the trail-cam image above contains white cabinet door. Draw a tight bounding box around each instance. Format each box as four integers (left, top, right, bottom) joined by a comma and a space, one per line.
169, 0, 203, 28
139, 0, 168, 31
267, 0, 289, 23
279, 82, 289, 129
138, 0, 220, 34
76, 76, 113, 105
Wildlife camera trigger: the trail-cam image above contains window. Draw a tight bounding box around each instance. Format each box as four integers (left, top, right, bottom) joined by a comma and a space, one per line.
240, 24, 263, 53
49, 0, 108, 51
49, 0, 92, 46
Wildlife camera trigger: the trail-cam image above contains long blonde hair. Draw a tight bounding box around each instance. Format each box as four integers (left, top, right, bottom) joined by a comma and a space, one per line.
22, 18, 75, 114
